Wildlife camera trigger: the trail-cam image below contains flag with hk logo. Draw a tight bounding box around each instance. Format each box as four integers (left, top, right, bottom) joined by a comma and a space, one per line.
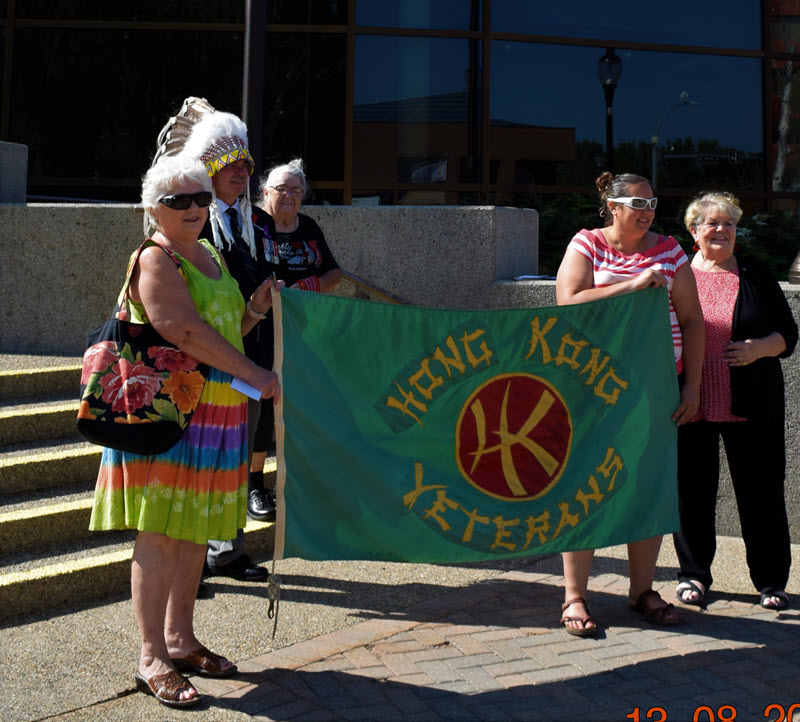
271, 286, 679, 562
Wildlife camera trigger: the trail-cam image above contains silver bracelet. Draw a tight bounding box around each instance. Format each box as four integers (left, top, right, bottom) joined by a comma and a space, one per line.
246, 301, 267, 320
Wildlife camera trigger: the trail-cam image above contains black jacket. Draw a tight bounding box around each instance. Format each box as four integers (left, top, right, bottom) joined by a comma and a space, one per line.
729, 255, 798, 421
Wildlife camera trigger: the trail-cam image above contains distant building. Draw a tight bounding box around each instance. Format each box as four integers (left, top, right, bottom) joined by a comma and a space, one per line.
1, 1, 797, 220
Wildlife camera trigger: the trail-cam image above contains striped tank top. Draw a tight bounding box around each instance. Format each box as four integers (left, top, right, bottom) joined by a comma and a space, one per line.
567, 228, 688, 370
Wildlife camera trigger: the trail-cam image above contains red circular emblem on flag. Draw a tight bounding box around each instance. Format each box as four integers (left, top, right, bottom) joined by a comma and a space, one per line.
455, 373, 572, 501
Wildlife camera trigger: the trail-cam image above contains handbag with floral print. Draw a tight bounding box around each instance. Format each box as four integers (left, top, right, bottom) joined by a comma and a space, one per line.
76, 240, 208, 454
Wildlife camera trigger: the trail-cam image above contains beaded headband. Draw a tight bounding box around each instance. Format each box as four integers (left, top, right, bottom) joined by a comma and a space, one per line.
203, 147, 255, 177
182, 111, 255, 178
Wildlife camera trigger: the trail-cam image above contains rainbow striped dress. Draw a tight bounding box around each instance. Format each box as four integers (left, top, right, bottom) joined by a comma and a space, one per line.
89, 240, 249, 545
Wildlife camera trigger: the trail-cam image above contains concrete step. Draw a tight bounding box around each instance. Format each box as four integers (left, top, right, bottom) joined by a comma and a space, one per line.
0, 488, 96, 553
0, 437, 101, 495
0, 532, 135, 622
0, 351, 280, 623
0, 456, 278, 621
0, 397, 79, 445
0, 356, 81, 401
0, 519, 276, 622
1, 456, 276, 552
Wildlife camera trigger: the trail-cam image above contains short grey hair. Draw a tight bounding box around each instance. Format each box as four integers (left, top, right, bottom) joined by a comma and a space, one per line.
684, 191, 743, 231
141, 155, 211, 236
262, 158, 307, 195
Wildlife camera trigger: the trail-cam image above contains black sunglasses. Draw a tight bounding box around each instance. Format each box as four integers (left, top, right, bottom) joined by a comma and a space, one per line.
159, 192, 213, 210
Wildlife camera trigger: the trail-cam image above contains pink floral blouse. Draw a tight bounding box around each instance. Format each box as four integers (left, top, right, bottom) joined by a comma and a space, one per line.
690, 267, 747, 423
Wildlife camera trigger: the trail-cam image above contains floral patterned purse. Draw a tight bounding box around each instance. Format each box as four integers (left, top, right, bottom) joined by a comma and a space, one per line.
76, 240, 208, 455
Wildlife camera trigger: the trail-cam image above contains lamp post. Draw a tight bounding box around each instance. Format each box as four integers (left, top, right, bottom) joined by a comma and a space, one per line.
651, 91, 700, 189
597, 48, 623, 172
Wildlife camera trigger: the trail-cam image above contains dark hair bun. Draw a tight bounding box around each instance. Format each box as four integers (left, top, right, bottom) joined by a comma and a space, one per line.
596, 171, 613, 194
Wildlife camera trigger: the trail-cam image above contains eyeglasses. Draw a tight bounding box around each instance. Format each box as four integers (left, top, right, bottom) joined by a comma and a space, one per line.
700, 220, 736, 229
608, 196, 658, 210
159, 192, 213, 210
269, 185, 304, 198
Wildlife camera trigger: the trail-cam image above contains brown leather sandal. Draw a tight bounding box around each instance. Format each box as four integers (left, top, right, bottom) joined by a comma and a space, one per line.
134, 669, 201, 708
560, 597, 598, 637
171, 644, 238, 678
629, 589, 679, 626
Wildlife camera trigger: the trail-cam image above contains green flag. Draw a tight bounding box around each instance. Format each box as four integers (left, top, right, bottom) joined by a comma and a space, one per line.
272, 286, 680, 562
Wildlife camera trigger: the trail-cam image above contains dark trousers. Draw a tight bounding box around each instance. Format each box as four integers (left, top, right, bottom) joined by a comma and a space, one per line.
673, 419, 791, 592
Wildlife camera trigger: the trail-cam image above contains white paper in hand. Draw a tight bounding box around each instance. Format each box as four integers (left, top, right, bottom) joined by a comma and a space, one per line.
231, 376, 261, 400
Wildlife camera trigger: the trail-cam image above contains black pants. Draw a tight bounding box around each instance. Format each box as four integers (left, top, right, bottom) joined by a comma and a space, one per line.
253, 397, 275, 454
673, 419, 790, 592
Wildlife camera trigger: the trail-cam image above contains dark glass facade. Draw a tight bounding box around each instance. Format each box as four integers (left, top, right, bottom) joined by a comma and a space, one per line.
2, 1, 799, 271
491, 1, 761, 49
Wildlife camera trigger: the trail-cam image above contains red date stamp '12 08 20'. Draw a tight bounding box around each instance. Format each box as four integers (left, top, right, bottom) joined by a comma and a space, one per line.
627, 704, 799, 721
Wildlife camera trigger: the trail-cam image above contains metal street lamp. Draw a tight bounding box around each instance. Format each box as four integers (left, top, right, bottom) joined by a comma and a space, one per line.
597, 48, 623, 172
651, 91, 700, 189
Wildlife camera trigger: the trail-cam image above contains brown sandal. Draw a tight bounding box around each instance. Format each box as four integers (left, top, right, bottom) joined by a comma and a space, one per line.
560, 597, 598, 637
134, 669, 201, 708
171, 644, 238, 678
629, 589, 679, 626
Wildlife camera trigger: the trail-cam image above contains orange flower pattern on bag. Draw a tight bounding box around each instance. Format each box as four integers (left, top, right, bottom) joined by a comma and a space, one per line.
76, 399, 97, 420
162, 370, 206, 414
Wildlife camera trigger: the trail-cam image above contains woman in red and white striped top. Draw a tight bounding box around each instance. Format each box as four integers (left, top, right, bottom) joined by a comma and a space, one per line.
555, 172, 704, 636
567, 227, 689, 371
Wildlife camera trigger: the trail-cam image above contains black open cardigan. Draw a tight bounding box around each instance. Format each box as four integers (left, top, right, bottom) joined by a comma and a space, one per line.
729, 255, 798, 421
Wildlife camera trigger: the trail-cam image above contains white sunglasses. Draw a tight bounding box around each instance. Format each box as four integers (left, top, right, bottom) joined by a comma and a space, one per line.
608, 196, 658, 210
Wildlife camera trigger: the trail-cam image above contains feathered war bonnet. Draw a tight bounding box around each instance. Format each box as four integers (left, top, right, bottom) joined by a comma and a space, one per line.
178, 107, 258, 259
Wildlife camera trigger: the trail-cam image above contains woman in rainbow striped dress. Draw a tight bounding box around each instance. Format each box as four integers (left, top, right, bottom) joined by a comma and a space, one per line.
89, 155, 279, 708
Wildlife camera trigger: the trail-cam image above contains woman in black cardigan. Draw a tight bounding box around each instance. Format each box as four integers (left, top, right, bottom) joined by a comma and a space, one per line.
673, 191, 797, 610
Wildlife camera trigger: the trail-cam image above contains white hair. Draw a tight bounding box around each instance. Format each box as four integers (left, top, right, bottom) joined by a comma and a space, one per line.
684, 191, 743, 231
141, 156, 210, 237
262, 158, 307, 195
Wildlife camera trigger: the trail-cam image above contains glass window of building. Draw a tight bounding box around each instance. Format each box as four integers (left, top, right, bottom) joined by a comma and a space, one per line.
490, 41, 763, 196
14, 0, 242, 22
12, 28, 243, 200
769, 0, 800, 192
491, 1, 760, 50
3, 0, 800, 237
769, 1, 800, 53
353, 34, 480, 204
261, 32, 346, 189
266, 0, 347, 26
771, 56, 800, 192
356, 0, 480, 31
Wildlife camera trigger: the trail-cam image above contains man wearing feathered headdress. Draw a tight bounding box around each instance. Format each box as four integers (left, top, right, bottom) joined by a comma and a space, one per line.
182, 111, 259, 260
165, 104, 280, 588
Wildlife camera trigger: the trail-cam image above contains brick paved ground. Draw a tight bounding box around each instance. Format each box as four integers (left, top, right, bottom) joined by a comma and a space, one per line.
191, 566, 800, 722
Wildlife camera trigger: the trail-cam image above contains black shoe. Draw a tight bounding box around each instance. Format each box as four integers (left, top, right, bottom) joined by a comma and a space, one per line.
247, 489, 276, 522
207, 554, 269, 582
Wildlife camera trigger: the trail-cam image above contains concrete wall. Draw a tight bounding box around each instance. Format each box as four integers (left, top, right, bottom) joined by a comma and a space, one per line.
0, 204, 538, 353
1, 203, 798, 544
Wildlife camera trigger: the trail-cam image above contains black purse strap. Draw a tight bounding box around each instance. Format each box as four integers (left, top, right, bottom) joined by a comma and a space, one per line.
114, 239, 183, 320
